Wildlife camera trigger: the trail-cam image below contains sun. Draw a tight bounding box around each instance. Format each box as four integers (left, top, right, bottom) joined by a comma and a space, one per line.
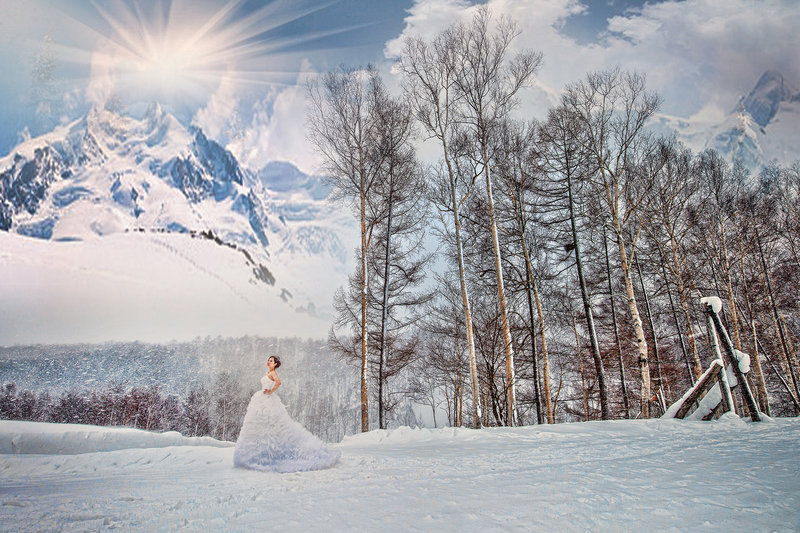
70, 0, 339, 108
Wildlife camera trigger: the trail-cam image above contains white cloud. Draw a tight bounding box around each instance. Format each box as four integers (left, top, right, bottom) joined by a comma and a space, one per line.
386, 0, 800, 120
192, 75, 240, 143
601, 0, 800, 116
228, 60, 322, 175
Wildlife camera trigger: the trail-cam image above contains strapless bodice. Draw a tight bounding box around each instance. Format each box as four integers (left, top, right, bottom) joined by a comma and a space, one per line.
260, 374, 274, 389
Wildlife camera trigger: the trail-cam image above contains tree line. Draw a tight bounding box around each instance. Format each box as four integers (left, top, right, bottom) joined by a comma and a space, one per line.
308, 7, 800, 430
0, 373, 250, 441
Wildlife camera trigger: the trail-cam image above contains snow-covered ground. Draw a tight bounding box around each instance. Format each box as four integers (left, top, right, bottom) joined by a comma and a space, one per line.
2, 416, 798, 532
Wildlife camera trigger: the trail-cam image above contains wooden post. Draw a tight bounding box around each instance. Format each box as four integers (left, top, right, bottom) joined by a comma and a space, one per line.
706, 304, 762, 422
704, 307, 736, 416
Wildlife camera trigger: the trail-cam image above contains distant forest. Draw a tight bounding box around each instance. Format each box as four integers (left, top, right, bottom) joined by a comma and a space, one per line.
0, 336, 412, 442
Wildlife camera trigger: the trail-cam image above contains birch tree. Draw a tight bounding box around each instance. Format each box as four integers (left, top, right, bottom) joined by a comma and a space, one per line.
308, 66, 390, 432
452, 7, 542, 425
399, 22, 485, 427
493, 119, 548, 424
564, 68, 662, 417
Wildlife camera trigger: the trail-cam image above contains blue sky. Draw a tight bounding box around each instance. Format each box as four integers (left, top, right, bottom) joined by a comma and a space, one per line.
1, 0, 798, 172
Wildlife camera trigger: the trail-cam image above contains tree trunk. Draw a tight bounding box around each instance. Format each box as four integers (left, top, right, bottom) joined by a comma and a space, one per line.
574, 312, 589, 421
756, 337, 800, 413
670, 241, 703, 379
750, 320, 770, 415
360, 191, 370, 433
567, 169, 609, 419
485, 361, 503, 426
662, 260, 693, 385
483, 159, 517, 426
378, 189, 394, 430
448, 160, 483, 428
604, 228, 630, 418
615, 225, 651, 418
522, 248, 544, 424
737, 260, 770, 415
532, 277, 554, 424
757, 228, 800, 405
635, 256, 663, 396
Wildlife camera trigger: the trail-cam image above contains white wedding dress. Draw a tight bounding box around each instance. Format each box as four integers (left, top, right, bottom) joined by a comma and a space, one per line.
233, 374, 340, 473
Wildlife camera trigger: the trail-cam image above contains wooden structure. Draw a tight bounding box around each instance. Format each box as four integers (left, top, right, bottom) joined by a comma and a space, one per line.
673, 360, 731, 420
669, 299, 761, 422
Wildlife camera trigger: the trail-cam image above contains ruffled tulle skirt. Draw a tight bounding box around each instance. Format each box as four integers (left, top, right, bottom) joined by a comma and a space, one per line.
233, 391, 340, 473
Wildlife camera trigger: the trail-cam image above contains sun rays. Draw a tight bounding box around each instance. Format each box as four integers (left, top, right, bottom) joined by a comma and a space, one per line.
49, 0, 364, 110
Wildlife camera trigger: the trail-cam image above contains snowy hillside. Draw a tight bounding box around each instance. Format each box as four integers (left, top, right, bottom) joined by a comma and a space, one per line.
653, 70, 800, 169
0, 230, 332, 344
0, 105, 353, 343
1, 416, 799, 531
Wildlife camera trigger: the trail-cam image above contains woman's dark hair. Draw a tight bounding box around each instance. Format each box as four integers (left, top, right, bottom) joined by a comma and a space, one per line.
269, 355, 282, 369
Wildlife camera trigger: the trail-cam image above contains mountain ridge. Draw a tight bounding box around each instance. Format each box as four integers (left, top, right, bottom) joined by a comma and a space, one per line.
0, 104, 347, 261
0, 105, 351, 343
652, 69, 800, 170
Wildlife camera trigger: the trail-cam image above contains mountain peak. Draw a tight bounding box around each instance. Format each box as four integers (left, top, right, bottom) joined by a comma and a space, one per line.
144, 101, 168, 126
741, 70, 798, 128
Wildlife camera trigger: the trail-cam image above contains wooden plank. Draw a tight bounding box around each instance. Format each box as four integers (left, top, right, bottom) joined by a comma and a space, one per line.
674, 360, 723, 419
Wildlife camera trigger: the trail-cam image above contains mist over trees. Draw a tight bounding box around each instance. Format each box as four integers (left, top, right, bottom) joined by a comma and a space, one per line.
0, 337, 395, 442
311, 7, 800, 430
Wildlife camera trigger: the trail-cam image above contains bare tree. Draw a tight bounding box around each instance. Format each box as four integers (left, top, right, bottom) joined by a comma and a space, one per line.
539, 104, 610, 420
420, 273, 477, 426
451, 7, 542, 425
369, 81, 429, 429
308, 66, 391, 432
492, 119, 548, 424
696, 151, 747, 352
399, 22, 485, 427
644, 140, 705, 381
564, 68, 662, 417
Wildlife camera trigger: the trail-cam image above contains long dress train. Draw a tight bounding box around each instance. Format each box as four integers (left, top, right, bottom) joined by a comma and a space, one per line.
233, 374, 340, 473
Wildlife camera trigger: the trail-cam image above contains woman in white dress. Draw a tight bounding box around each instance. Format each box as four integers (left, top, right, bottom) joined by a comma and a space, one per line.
233, 356, 340, 473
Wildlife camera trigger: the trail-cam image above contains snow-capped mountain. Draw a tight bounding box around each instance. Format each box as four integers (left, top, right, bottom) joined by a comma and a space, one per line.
0, 104, 346, 258
0, 104, 352, 343
653, 70, 800, 169
706, 70, 800, 169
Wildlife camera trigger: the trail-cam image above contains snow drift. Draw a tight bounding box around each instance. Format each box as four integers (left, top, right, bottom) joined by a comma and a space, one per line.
0, 420, 231, 455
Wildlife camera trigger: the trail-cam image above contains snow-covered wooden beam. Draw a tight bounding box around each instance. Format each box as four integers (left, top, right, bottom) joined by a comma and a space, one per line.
702, 297, 762, 422
668, 359, 729, 420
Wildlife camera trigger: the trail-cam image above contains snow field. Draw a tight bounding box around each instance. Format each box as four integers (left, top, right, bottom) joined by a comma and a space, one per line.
1, 417, 799, 532
0, 230, 331, 344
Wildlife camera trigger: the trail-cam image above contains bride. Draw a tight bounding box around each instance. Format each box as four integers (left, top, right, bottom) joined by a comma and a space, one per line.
233, 356, 340, 473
